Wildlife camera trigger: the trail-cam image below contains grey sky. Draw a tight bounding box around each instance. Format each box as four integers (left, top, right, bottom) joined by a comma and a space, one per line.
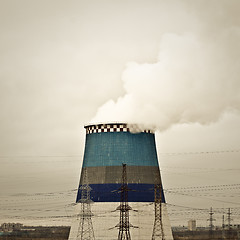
0, 0, 240, 226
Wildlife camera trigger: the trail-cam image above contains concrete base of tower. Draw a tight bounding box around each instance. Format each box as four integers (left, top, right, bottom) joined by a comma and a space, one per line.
68, 202, 173, 240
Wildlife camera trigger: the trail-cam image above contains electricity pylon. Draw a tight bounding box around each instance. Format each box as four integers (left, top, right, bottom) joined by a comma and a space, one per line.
207, 207, 215, 239
117, 163, 132, 240
76, 168, 95, 240
227, 208, 233, 240
152, 182, 165, 240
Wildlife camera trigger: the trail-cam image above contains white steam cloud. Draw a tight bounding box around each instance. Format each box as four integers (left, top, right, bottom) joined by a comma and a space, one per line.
92, 21, 240, 131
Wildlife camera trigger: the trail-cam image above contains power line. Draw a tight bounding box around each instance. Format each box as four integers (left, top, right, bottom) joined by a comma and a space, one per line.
0, 155, 82, 158
116, 163, 133, 240
158, 149, 240, 155
0, 149, 240, 159
166, 183, 240, 191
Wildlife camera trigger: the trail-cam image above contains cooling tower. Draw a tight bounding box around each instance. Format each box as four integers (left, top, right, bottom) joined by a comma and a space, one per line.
68, 123, 173, 240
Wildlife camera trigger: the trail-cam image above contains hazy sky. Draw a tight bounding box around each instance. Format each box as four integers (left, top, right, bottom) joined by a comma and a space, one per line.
0, 0, 240, 226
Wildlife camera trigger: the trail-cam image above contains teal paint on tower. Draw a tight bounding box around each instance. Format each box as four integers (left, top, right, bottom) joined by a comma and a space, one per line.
77, 123, 165, 203
82, 131, 159, 167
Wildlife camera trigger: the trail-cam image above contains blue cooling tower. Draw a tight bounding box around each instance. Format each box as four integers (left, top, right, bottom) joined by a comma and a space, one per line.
76, 123, 165, 203
69, 123, 173, 240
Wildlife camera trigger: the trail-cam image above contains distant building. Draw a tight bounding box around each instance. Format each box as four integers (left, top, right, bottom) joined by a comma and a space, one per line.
0, 223, 23, 232
188, 219, 196, 231
232, 224, 240, 229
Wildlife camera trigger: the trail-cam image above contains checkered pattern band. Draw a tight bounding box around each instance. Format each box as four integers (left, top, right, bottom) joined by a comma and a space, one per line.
85, 124, 153, 134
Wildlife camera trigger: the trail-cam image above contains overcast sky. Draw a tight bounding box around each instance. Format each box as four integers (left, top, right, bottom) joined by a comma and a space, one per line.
0, 0, 240, 226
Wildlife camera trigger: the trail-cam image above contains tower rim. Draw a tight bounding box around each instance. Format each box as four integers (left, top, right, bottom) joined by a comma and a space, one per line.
84, 122, 155, 133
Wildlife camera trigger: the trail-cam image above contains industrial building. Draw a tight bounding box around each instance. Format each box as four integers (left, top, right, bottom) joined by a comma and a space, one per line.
188, 220, 197, 231
68, 123, 173, 239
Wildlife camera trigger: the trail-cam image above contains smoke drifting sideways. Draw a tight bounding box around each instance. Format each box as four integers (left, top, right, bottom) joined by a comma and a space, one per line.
91, 31, 240, 132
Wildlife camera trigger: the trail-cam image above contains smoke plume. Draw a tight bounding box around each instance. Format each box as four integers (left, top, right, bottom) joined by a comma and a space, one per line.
92, 5, 240, 132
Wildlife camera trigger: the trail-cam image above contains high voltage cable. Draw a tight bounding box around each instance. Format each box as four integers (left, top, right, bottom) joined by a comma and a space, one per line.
158, 149, 240, 155
161, 166, 240, 170
0, 155, 82, 158
0, 149, 240, 159
2, 188, 78, 197
166, 183, 240, 191
0, 183, 239, 198
2, 211, 239, 222
2, 202, 240, 221
167, 203, 240, 213
160, 167, 240, 174
165, 190, 240, 206
1, 184, 240, 222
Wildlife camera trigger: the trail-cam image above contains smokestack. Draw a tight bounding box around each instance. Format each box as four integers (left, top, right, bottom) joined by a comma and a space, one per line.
69, 123, 173, 239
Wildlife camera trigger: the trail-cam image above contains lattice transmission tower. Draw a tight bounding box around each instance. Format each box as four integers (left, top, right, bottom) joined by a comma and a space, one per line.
116, 163, 132, 240
207, 207, 215, 239
226, 208, 233, 240
76, 168, 95, 240
152, 182, 165, 240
